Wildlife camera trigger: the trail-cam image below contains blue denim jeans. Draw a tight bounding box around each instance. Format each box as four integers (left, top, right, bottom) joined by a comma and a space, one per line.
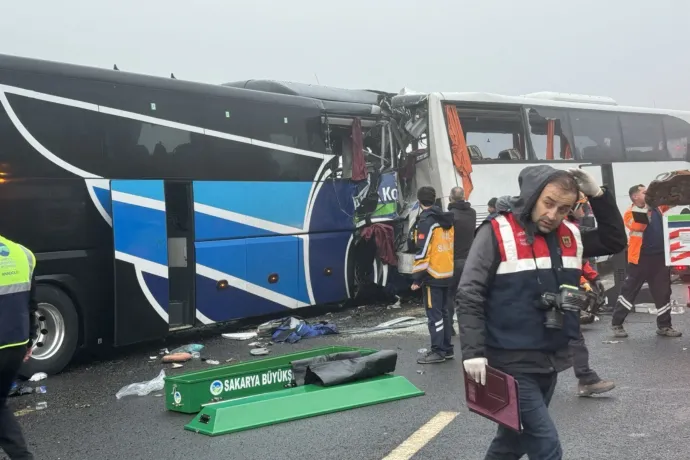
484, 372, 562, 460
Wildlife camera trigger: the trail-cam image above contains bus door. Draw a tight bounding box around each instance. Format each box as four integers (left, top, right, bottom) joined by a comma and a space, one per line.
111, 180, 196, 347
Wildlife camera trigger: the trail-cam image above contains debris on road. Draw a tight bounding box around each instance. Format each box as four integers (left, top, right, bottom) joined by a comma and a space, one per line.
417, 348, 428, 354
35, 402, 48, 411
8, 382, 44, 397
257, 316, 338, 344
115, 370, 166, 399
14, 407, 35, 417
172, 363, 184, 369
29, 372, 47, 382
162, 352, 192, 363
170, 344, 204, 354
250, 347, 270, 356
225, 358, 234, 363
602, 340, 623, 344
222, 331, 257, 341
416, 370, 425, 374
205, 359, 220, 365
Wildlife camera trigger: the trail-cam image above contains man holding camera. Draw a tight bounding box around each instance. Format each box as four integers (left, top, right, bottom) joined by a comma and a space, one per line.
456, 166, 626, 459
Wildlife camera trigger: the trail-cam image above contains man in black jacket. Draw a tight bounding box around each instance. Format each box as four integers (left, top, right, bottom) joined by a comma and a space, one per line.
456, 166, 626, 459
447, 186, 476, 336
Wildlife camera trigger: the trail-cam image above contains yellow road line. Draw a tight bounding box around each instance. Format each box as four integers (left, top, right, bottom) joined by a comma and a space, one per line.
382, 411, 459, 460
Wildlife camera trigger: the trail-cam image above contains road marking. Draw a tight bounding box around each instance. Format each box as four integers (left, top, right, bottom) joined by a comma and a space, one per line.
382, 411, 459, 460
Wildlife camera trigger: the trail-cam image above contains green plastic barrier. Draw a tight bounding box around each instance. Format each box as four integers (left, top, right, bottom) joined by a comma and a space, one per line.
184, 374, 425, 436
165, 346, 377, 413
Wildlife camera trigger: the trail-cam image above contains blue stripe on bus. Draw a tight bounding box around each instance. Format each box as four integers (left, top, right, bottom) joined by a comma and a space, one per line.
192, 181, 312, 229
195, 275, 291, 322
302, 231, 351, 304
193, 211, 280, 240
112, 201, 168, 266
111, 180, 166, 201
141, 271, 169, 310
93, 186, 112, 217
668, 221, 690, 228
195, 237, 309, 303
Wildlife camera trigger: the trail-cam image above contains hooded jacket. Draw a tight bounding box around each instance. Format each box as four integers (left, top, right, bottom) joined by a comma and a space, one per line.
447, 201, 476, 260
455, 165, 627, 373
412, 206, 455, 287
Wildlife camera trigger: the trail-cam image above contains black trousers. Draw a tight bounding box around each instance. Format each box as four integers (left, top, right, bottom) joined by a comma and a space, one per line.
423, 285, 453, 356
447, 259, 466, 322
611, 253, 672, 328
570, 331, 600, 385
0, 346, 33, 460
484, 372, 562, 460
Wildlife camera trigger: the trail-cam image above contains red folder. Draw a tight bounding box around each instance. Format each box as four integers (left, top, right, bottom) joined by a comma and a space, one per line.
464, 365, 522, 433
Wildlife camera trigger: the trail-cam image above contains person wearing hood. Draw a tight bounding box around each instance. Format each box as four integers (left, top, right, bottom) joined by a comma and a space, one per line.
456, 166, 626, 459
447, 186, 477, 336
411, 186, 455, 364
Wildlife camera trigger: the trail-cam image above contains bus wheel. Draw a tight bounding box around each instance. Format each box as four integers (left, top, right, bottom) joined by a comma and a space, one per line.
19, 284, 79, 378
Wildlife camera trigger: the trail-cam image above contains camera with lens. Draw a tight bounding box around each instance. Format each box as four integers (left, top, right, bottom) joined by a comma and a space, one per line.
538, 285, 590, 330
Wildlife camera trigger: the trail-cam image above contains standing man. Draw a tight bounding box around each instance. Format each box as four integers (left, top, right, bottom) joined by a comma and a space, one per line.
0, 236, 37, 460
411, 186, 455, 364
487, 197, 498, 216
447, 186, 476, 336
456, 166, 626, 459
611, 184, 682, 338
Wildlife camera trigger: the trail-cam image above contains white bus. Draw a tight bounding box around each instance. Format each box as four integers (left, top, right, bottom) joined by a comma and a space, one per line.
392, 90, 690, 229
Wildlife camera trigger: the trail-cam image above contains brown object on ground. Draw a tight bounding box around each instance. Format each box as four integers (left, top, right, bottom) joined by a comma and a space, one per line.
645, 170, 690, 208
162, 352, 192, 363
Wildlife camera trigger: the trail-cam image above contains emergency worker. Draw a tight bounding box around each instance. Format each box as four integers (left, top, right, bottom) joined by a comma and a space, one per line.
611, 184, 681, 338
456, 166, 626, 459
411, 186, 455, 364
0, 236, 37, 460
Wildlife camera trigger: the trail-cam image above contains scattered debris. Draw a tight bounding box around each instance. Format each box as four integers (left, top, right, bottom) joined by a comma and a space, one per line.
205, 360, 220, 365
250, 348, 270, 356
14, 407, 35, 417
115, 370, 166, 399
74, 403, 91, 408
416, 370, 425, 375
172, 363, 184, 369
191, 351, 201, 359
222, 332, 257, 341
35, 402, 48, 411
417, 348, 428, 354
683, 348, 688, 351
225, 358, 235, 363
170, 344, 204, 354
29, 372, 47, 382
162, 352, 192, 363
8, 383, 42, 397
153, 394, 163, 397
35, 386, 47, 394
376, 317, 417, 328
257, 316, 338, 344
160, 348, 169, 355
149, 356, 157, 360
602, 340, 623, 344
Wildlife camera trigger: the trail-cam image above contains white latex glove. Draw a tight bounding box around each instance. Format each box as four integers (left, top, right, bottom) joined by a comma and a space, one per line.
567, 168, 603, 198
463, 357, 488, 385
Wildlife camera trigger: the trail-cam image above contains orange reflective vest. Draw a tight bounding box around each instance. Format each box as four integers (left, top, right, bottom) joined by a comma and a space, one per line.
624, 204, 670, 264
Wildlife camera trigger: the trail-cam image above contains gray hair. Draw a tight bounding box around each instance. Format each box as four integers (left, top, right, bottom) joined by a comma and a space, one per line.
449, 186, 465, 202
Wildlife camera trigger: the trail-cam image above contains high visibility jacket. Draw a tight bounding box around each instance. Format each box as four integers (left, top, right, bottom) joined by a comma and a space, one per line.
580, 260, 599, 285
0, 235, 36, 350
624, 204, 670, 264
485, 213, 582, 351
412, 206, 455, 286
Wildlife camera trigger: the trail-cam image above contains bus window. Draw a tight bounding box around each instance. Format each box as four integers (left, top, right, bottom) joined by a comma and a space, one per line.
526, 108, 574, 161
663, 115, 690, 160
568, 110, 625, 162
455, 106, 526, 161
619, 114, 668, 161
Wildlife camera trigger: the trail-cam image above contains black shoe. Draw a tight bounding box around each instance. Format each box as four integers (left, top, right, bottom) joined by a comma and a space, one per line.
445, 351, 455, 359
417, 351, 446, 364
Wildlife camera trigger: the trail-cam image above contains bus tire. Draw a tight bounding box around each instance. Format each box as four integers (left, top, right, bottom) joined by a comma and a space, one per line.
19, 284, 79, 378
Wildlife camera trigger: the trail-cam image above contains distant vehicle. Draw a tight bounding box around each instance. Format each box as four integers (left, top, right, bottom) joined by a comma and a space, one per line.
0, 54, 406, 375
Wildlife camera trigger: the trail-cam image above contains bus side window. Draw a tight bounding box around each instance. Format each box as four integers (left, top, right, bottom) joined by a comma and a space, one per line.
620, 114, 668, 161
456, 106, 526, 161
568, 110, 625, 162
663, 115, 690, 161
526, 108, 574, 161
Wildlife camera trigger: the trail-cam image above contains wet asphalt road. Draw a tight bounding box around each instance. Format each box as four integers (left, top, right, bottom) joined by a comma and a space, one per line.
9, 284, 690, 460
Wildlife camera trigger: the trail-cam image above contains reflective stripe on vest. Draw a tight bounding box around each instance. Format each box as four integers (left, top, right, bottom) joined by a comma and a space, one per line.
0, 237, 35, 350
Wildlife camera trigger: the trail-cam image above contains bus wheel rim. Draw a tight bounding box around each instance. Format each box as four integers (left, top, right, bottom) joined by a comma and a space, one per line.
32, 302, 66, 361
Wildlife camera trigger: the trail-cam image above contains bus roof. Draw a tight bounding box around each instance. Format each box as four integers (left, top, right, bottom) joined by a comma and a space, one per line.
0, 53, 325, 111
392, 90, 690, 118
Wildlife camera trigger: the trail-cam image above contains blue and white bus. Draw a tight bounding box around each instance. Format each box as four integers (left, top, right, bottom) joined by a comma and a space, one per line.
0, 54, 406, 375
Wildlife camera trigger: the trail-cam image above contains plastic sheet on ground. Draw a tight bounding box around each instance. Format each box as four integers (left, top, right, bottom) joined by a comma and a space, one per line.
115, 370, 166, 399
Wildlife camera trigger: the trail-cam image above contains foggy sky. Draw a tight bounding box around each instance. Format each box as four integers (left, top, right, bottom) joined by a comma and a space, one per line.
3, 0, 690, 110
